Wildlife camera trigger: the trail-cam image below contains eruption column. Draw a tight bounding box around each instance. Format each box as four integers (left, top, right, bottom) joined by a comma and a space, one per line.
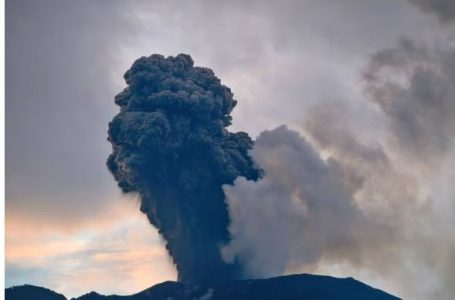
107, 54, 260, 282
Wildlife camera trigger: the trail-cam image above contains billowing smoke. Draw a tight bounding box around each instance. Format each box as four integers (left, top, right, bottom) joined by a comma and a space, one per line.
221, 125, 403, 278
222, 36, 455, 299
107, 54, 260, 282
106, 25, 455, 299
222, 126, 393, 277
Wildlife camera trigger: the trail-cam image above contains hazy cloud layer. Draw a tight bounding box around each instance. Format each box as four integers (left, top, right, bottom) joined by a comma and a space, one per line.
6, 200, 176, 298
6, 0, 124, 224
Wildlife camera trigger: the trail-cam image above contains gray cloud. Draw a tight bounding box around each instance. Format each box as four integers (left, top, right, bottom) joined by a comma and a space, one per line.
302, 38, 455, 298
223, 110, 454, 298
363, 38, 455, 165
223, 33, 455, 298
303, 101, 418, 213
222, 126, 394, 279
5, 0, 437, 224
115, 0, 433, 137
6, 0, 127, 223
408, 0, 455, 23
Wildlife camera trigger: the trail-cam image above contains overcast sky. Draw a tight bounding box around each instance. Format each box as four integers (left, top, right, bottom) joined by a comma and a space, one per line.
6, 0, 455, 299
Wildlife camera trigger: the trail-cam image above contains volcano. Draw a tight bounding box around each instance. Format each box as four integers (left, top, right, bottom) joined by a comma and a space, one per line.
5, 273, 400, 300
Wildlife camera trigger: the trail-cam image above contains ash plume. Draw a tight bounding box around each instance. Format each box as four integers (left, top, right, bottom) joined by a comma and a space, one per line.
107, 54, 260, 282
221, 37, 455, 299
363, 38, 455, 164
222, 126, 394, 278
407, 0, 455, 23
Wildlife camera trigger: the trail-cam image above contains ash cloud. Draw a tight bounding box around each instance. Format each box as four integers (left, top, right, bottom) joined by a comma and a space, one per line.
303, 102, 419, 220
107, 54, 260, 282
408, 0, 455, 23
222, 126, 394, 278
222, 37, 455, 299
304, 100, 455, 299
105, 31, 455, 299
363, 38, 455, 164
360, 39, 455, 298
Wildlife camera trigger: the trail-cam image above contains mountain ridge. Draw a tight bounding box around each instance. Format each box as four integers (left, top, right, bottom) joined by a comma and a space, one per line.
5, 273, 401, 300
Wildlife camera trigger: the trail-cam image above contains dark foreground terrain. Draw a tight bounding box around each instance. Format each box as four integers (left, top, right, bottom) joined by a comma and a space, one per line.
6, 273, 400, 300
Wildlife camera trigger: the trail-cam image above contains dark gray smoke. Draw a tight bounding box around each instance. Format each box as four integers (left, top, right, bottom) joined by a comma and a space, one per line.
106, 54, 260, 282
363, 38, 455, 163
408, 0, 455, 23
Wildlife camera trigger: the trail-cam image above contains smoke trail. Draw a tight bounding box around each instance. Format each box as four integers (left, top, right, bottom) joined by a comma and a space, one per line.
106, 54, 260, 282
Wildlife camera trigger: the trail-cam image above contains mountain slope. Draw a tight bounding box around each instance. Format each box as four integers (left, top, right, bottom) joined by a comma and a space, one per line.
6, 284, 67, 300
5, 273, 401, 300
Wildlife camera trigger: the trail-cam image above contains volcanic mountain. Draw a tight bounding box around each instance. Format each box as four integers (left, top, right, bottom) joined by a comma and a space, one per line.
5, 273, 400, 300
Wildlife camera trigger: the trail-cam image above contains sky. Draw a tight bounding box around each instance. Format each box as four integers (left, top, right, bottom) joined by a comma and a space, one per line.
5, 0, 455, 299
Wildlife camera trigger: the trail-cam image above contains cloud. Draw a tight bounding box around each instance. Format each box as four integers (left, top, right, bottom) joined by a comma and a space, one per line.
223, 34, 455, 298
6, 201, 176, 298
6, 0, 437, 226
222, 126, 394, 278
362, 38, 455, 165
408, 0, 455, 23
6, 0, 127, 226
301, 38, 455, 298
303, 101, 419, 217
223, 116, 454, 299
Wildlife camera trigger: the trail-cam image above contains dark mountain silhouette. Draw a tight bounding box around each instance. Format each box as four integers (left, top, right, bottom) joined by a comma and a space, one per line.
6, 284, 66, 300
5, 273, 400, 300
